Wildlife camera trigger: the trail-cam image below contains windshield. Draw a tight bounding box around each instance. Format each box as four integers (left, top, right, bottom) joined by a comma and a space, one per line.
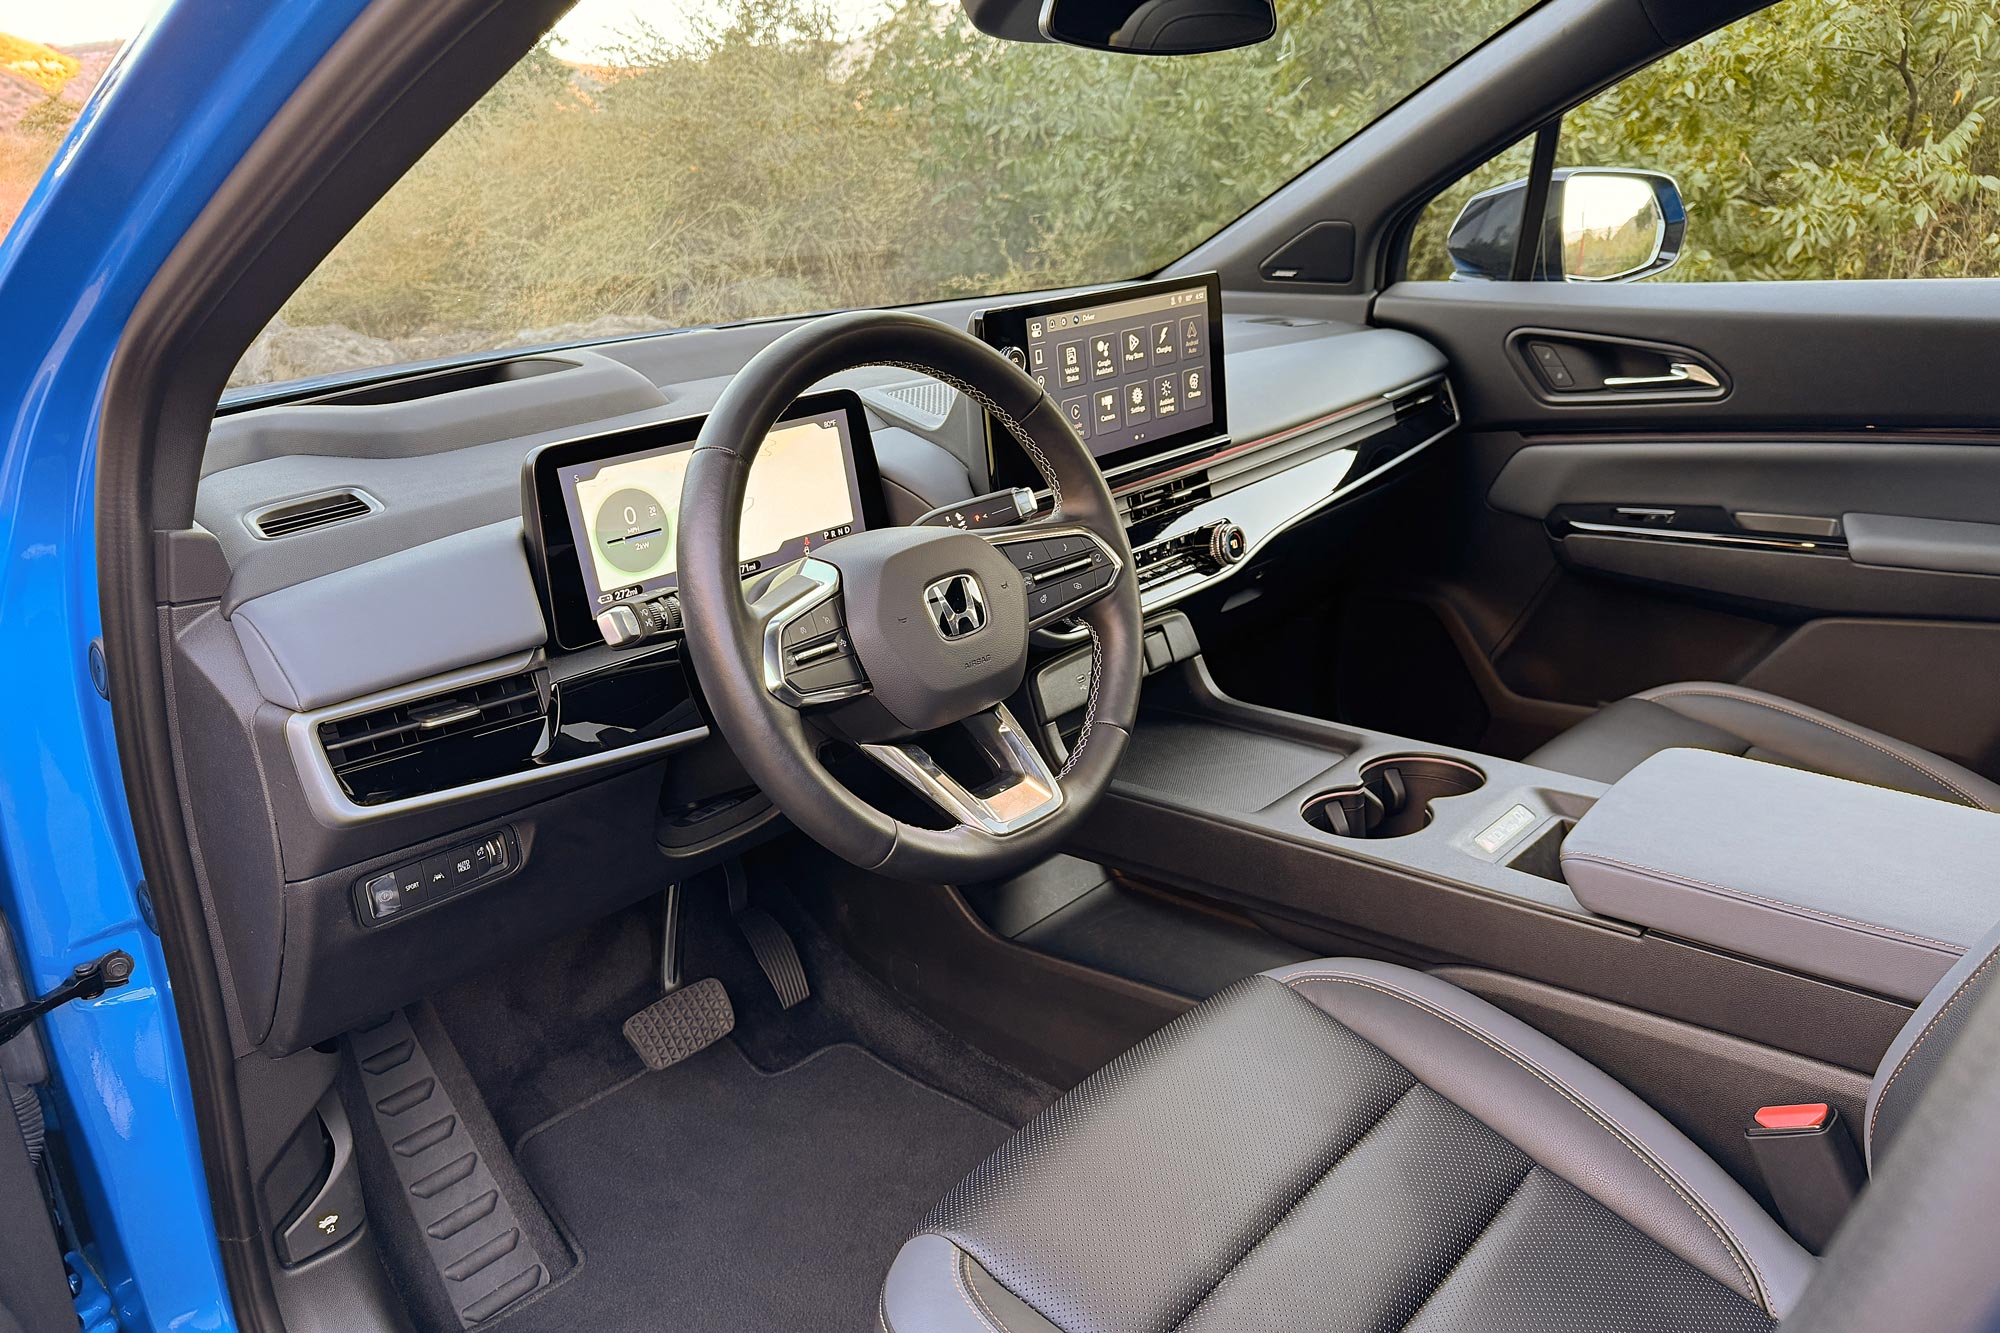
229, 0, 1535, 390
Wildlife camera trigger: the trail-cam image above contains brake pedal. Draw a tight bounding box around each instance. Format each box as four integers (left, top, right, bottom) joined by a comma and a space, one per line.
622, 977, 736, 1071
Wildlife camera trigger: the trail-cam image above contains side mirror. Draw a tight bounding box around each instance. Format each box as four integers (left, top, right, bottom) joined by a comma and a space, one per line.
1444, 169, 1685, 283
1040, 0, 1276, 54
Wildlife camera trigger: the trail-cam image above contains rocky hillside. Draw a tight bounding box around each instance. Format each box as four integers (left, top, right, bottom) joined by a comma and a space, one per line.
1, 37, 120, 235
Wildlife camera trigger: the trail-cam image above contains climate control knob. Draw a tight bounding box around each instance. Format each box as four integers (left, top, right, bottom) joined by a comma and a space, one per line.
1208, 521, 1248, 567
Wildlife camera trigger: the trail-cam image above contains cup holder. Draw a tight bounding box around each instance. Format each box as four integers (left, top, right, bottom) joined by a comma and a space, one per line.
1302, 756, 1486, 839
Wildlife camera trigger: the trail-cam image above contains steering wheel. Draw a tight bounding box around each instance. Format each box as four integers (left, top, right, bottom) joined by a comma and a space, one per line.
677, 311, 1142, 882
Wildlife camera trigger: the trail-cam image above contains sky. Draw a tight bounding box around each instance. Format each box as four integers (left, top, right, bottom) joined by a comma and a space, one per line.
0, 0, 159, 45
0, 0, 889, 55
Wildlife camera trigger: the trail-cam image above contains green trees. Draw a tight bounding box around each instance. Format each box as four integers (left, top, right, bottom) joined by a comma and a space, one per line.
1563, 0, 2000, 279
245, 0, 2000, 386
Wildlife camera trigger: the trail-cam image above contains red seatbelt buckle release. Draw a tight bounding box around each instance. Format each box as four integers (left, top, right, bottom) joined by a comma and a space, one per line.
1752, 1103, 1830, 1131
1744, 1102, 1863, 1254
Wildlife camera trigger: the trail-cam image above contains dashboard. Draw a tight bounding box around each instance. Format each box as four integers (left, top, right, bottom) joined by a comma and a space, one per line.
182, 275, 1454, 1052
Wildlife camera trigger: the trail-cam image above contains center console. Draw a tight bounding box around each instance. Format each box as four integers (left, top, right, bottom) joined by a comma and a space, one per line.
1065, 652, 2000, 1085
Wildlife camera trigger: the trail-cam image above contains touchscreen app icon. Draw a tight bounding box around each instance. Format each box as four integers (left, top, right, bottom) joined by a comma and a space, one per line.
1183, 367, 1205, 403
1090, 335, 1116, 380
1122, 329, 1148, 368
1123, 380, 1151, 425
1057, 340, 1084, 388
1182, 316, 1202, 358
1094, 388, 1120, 428
1155, 374, 1179, 416
1152, 322, 1176, 364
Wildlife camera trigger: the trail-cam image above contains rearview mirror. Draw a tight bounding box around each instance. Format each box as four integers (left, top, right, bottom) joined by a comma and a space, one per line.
1445, 169, 1685, 283
1040, 0, 1277, 54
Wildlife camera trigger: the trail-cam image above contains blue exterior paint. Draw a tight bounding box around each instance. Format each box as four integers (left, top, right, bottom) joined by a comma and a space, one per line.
0, 2, 368, 1328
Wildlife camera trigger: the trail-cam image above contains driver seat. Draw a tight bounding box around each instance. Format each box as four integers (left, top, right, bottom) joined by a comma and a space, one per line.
881, 932, 2000, 1331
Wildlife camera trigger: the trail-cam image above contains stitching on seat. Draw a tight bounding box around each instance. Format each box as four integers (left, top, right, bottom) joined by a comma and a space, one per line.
1642, 685, 1990, 810
1278, 970, 1773, 1313
1869, 939, 2000, 1147
1557, 850, 1967, 953
954, 1246, 1013, 1333
1171, 1081, 1421, 1330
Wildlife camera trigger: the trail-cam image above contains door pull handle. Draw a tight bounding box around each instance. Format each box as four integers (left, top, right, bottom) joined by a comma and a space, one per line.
1602, 361, 1720, 389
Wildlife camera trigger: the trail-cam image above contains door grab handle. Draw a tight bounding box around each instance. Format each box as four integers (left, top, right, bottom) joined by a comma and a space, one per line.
1603, 361, 1720, 389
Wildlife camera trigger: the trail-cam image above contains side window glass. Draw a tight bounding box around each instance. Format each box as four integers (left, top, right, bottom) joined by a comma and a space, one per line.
1406, 0, 2000, 283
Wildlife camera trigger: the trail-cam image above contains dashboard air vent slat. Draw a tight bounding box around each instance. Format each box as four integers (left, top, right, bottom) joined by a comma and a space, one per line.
316, 673, 548, 806
252, 490, 374, 539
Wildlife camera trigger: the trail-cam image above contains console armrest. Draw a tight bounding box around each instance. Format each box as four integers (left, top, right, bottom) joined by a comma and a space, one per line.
1560, 749, 2000, 1001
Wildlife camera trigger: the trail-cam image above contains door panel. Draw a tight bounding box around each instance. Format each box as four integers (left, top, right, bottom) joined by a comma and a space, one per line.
1336, 279, 2000, 777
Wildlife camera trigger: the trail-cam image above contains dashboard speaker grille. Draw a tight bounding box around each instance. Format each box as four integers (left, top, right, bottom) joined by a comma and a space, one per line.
317, 673, 548, 805
252, 489, 375, 538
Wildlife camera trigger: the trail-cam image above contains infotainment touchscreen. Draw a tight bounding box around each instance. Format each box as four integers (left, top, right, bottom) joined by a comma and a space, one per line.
973, 273, 1227, 490
524, 391, 883, 650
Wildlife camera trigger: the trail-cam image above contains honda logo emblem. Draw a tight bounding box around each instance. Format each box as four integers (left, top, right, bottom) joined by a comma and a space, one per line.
923, 573, 987, 641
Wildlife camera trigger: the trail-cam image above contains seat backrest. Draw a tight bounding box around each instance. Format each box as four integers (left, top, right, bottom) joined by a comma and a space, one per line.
1865, 918, 2000, 1169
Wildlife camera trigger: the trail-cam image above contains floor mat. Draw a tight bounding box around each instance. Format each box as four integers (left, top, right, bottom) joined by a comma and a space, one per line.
499, 1041, 1012, 1332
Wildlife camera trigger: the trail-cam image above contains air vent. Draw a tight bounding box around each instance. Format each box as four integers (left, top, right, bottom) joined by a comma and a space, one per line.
317, 673, 548, 806
251, 490, 376, 539
1122, 472, 1212, 524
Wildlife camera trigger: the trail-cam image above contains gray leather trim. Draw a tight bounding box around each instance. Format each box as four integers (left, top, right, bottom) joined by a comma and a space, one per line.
1264, 959, 1813, 1317
1530, 680, 2000, 811
1865, 921, 2000, 1169
1528, 695, 1751, 785
1560, 749, 2000, 1002
883, 1234, 1060, 1333
1635, 682, 2000, 812
1843, 512, 2000, 578
225, 520, 546, 711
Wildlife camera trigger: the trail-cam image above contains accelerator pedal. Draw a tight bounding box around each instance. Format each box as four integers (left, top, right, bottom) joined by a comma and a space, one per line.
725, 860, 810, 1010
623, 977, 735, 1071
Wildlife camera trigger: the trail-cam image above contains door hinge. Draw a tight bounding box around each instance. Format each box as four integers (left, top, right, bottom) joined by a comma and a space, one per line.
0, 952, 135, 1049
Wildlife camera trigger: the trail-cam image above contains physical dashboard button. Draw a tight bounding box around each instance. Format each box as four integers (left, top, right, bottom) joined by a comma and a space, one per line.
1208, 521, 1248, 566
1001, 345, 1027, 369
364, 872, 402, 919
1003, 541, 1047, 569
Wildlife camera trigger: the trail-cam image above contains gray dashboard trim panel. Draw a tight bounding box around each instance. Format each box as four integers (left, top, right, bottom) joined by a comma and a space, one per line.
282, 650, 710, 826
228, 520, 547, 711
1561, 748, 2000, 1002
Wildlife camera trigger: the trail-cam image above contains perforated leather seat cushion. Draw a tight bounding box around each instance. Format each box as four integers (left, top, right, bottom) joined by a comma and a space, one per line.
883, 963, 1811, 1333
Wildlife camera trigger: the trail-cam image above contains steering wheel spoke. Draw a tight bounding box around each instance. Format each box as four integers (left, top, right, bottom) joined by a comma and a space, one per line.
859, 702, 1065, 837
978, 524, 1125, 630
758, 557, 872, 709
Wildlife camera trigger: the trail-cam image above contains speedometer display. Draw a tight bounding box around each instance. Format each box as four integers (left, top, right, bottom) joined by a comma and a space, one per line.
592, 486, 672, 576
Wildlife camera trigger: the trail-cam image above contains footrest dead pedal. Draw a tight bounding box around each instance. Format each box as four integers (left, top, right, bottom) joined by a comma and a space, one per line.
622, 976, 735, 1071
350, 1012, 549, 1327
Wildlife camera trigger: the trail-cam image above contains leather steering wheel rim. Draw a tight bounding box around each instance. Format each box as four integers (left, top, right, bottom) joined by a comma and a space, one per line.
677, 310, 1142, 882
